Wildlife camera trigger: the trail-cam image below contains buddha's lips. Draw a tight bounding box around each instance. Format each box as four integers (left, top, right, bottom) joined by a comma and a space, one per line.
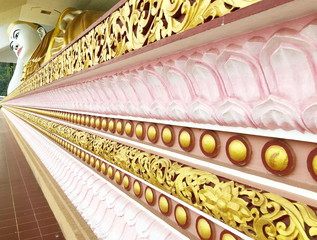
17, 47, 23, 56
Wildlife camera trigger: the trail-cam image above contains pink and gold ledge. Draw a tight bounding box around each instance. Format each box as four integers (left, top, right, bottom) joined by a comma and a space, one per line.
2, 109, 191, 240
6, 106, 317, 239
4, 0, 305, 99
2, 0, 317, 239
9, 105, 317, 208
4, 11, 317, 136
3, 108, 249, 240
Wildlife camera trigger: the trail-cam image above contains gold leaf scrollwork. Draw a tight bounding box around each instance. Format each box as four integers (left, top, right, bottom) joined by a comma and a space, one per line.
150, 156, 173, 189
7, 107, 317, 240
6, 0, 261, 99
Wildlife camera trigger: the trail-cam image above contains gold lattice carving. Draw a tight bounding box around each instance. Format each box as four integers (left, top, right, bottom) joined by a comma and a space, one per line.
7, 107, 317, 240
6, 0, 261, 99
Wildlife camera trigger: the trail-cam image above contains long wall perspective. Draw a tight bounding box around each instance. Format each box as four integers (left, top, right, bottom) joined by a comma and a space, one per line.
2, 0, 317, 239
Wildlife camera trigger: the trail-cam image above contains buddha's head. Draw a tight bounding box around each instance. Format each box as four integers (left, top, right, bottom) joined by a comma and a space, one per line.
7, 21, 46, 63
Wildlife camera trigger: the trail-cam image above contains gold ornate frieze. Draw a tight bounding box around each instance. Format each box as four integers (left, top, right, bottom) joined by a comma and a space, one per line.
12, 106, 317, 185
6, 106, 317, 240
6, 0, 261, 99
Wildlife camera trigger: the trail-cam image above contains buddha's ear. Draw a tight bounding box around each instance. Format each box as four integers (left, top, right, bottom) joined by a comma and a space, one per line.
37, 27, 46, 40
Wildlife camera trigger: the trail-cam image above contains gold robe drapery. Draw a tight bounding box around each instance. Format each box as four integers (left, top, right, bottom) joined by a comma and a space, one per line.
22, 8, 103, 81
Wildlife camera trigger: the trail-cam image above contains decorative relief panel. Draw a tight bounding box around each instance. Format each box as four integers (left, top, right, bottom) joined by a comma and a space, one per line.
3, 4, 317, 240
5, 14, 317, 134
7, 107, 317, 240
12, 106, 317, 188
6, 0, 262, 99
4, 109, 188, 240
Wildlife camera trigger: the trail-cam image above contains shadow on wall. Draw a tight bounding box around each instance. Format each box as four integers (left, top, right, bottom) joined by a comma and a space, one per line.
0, 62, 15, 96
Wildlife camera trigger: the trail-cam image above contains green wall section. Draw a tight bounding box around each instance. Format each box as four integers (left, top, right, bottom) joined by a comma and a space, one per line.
0, 62, 15, 96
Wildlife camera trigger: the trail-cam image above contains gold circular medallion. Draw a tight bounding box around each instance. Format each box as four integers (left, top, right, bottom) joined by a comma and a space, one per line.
201, 134, 216, 154
123, 175, 130, 189
101, 119, 107, 130
95, 118, 101, 129
76, 114, 81, 124
265, 145, 288, 171
196, 217, 212, 240
95, 160, 100, 171
228, 139, 247, 162
222, 233, 236, 240
175, 205, 189, 228
179, 130, 191, 148
117, 121, 123, 134
179, 128, 195, 151
162, 127, 172, 144
81, 115, 85, 125
90, 117, 95, 128
262, 140, 295, 176
85, 153, 90, 163
101, 162, 107, 174
107, 166, 114, 178
108, 119, 115, 132
147, 125, 157, 142
115, 171, 121, 184
136, 123, 144, 139
145, 187, 155, 205
133, 181, 142, 197
125, 122, 132, 135
85, 116, 90, 125
73, 114, 77, 123
90, 156, 95, 167
89, 156, 95, 166
159, 195, 170, 215
80, 151, 85, 160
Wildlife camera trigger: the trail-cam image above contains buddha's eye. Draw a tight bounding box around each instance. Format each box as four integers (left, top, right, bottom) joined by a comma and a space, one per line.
14, 31, 19, 39
11, 29, 20, 40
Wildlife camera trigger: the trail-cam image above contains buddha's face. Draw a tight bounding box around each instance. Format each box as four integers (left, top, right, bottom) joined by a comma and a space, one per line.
9, 24, 43, 63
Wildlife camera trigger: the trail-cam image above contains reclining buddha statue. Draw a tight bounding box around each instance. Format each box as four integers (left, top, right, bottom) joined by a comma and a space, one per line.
7, 8, 103, 94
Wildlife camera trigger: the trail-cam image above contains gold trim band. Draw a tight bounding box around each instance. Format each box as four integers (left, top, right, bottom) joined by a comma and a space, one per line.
6, 106, 317, 240
7, 0, 261, 99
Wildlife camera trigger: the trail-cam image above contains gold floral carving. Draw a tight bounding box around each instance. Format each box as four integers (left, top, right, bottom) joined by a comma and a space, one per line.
7, 0, 261, 99
7, 107, 317, 240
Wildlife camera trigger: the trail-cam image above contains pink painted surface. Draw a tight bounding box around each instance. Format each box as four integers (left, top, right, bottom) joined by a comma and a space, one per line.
2, 109, 188, 240
3, 108, 245, 240
6, 13, 317, 134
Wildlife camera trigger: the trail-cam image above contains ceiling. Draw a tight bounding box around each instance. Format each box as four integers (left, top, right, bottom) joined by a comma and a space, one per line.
0, 0, 118, 63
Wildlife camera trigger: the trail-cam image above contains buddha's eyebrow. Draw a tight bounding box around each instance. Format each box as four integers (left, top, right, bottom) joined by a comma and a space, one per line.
11, 29, 20, 38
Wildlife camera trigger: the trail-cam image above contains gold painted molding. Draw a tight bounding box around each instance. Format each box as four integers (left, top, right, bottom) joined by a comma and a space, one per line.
7, 0, 261, 99
6, 106, 317, 240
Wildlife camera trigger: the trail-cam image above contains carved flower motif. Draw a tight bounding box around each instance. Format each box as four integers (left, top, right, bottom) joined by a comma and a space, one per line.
199, 181, 252, 228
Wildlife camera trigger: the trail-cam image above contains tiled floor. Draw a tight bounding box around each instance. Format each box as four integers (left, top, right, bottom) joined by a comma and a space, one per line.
0, 111, 65, 240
